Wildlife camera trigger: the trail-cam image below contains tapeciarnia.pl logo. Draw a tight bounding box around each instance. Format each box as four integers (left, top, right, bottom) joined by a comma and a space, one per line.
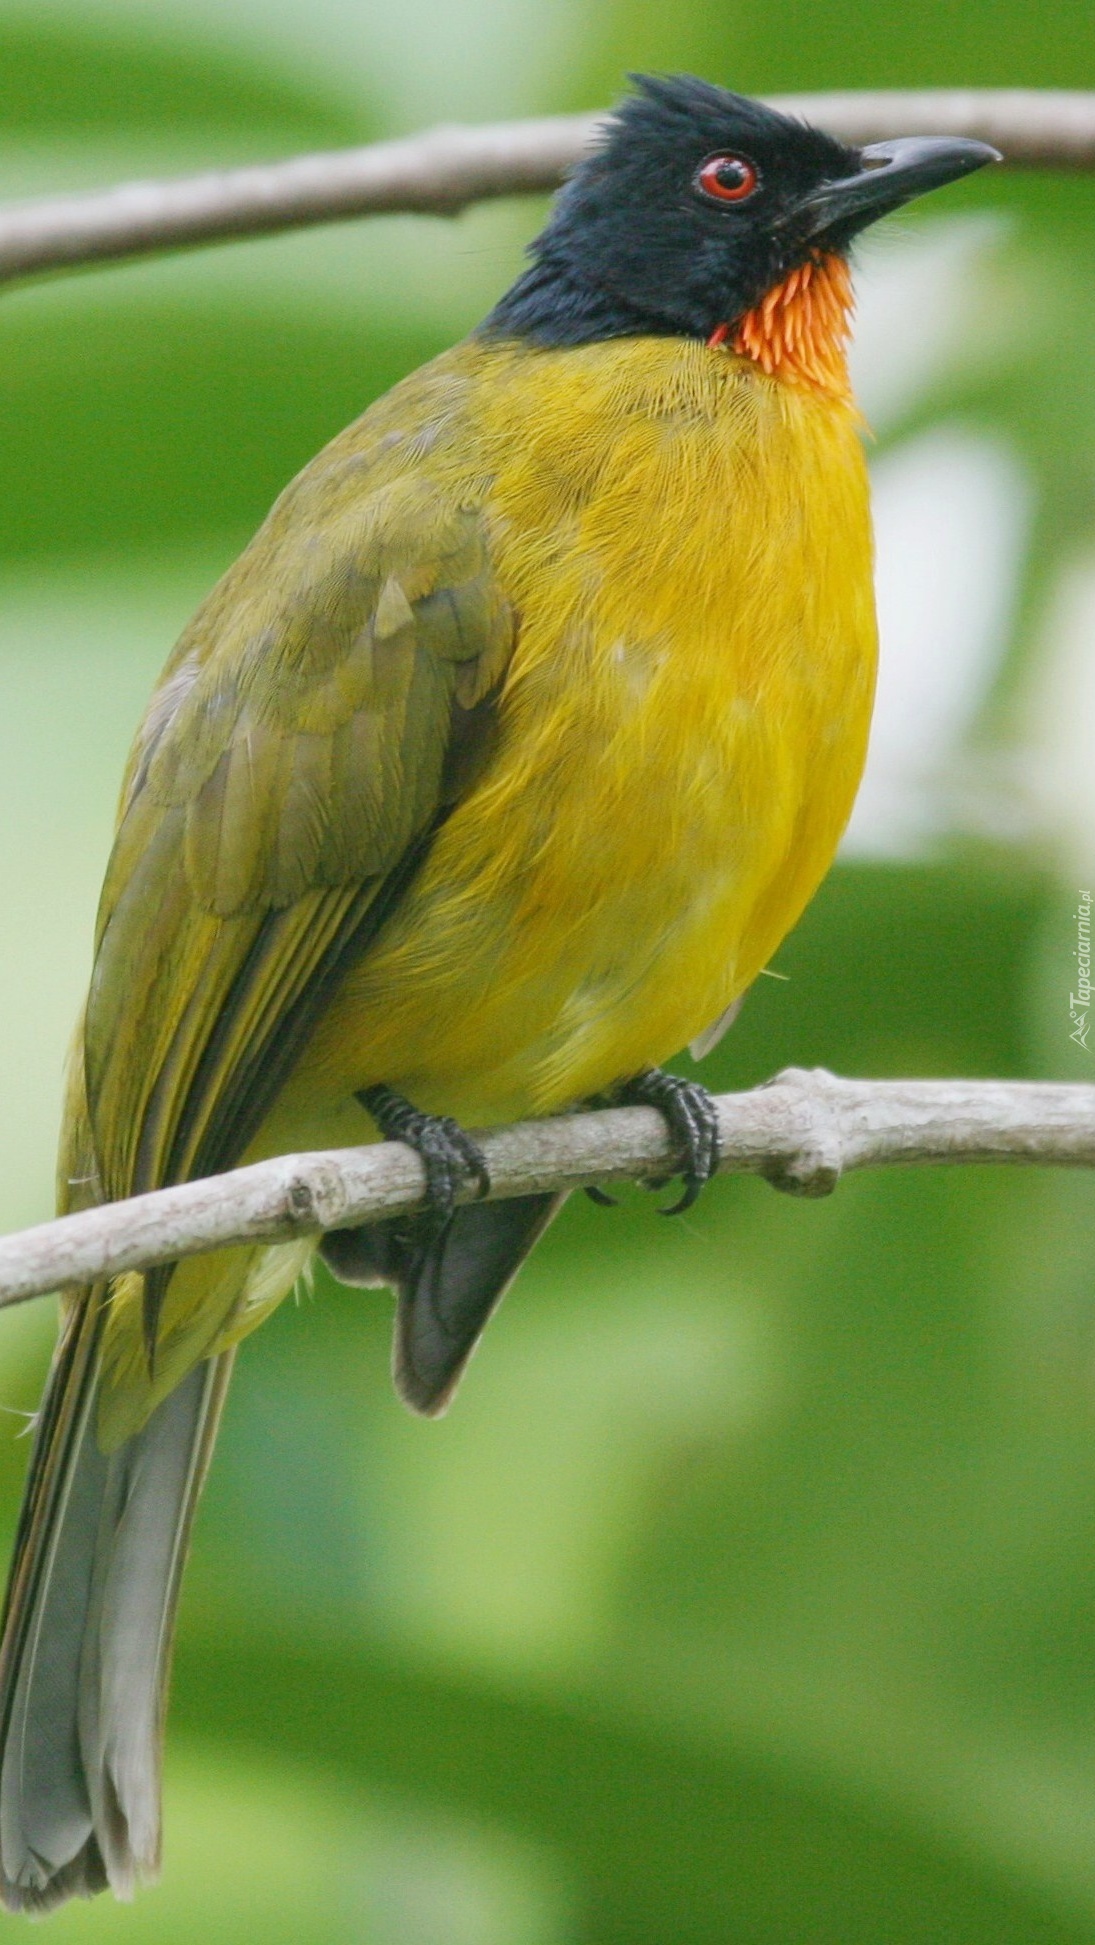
1070, 889, 1093, 1051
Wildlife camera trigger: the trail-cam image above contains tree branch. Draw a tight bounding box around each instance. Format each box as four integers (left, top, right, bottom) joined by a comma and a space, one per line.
0, 1070, 1092, 1310
0, 90, 1091, 289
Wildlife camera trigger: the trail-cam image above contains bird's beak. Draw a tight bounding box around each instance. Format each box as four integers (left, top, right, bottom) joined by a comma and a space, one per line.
798, 134, 1001, 239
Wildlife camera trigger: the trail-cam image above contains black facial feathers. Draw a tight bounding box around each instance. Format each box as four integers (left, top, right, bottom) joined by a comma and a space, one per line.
484, 76, 860, 349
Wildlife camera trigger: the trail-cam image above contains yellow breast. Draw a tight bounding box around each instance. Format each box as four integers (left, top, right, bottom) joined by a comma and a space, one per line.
286, 334, 876, 1130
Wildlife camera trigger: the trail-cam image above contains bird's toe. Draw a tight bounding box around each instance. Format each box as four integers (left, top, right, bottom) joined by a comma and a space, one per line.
358, 1084, 492, 1227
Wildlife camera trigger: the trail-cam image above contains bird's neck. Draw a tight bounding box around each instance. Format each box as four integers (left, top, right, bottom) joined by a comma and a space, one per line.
712, 253, 855, 405
484, 250, 856, 409
482, 256, 677, 348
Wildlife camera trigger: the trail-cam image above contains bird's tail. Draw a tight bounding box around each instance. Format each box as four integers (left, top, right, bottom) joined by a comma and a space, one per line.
0, 1286, 233, 1912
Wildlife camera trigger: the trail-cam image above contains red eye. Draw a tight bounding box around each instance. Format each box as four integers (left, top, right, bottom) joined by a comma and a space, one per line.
696, 153, 759, 204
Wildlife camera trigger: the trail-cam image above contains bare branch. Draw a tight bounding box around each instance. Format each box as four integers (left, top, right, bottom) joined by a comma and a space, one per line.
767, 88, 1095, 163
0, 90, 1090, 289
0, 114, 597, 285
0, 1070, 1093, 1311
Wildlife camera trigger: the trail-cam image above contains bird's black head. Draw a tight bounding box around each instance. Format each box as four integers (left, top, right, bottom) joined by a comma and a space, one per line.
485, 75, 997, 348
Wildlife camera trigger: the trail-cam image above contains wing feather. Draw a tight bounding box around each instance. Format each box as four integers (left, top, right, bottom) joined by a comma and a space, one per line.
82, 432, 515, 1274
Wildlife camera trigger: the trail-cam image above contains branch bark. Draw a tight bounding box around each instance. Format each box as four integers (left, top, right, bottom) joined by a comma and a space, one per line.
0, 1070, 1093, 1310
0, 90, 1091, 289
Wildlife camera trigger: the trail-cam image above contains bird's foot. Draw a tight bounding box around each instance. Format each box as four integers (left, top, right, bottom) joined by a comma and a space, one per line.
610, 1068, 720, 1214
358, 1083, 491, 1229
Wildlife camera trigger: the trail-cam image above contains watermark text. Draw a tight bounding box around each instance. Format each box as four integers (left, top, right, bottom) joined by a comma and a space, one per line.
1070, 888, 1093, 1050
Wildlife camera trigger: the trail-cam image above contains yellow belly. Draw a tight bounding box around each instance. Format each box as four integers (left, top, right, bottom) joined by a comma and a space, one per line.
271, 335, 876, 1140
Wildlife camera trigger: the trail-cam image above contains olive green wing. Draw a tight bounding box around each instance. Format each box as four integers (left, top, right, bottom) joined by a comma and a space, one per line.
83, 468, 513, 1227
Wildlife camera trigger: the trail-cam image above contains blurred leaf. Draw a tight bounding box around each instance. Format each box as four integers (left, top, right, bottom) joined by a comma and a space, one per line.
168, 1629, 1095, 1945
699, 858, 1052, 1086
579, 0, 1095, 106
0, 17, 368, 141
0, 298, 449, 563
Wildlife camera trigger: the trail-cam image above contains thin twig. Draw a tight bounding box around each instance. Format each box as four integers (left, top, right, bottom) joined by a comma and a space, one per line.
0, 1070, 1092, 1310
0, 90, 1090, 289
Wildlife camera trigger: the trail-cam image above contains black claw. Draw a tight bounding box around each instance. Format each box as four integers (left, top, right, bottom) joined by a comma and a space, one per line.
611, 1069, 720, 1215
584, 1184, 618, 1208
438, 1116, 492, 1200
358, 1084, 491, 1226
658, 1176, 704, 1218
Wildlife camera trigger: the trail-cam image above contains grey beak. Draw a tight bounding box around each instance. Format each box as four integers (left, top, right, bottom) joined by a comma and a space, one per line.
800, 134, 1002, 238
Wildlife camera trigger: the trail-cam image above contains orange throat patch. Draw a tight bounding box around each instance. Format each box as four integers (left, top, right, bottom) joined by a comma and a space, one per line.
714, 253, 854, 404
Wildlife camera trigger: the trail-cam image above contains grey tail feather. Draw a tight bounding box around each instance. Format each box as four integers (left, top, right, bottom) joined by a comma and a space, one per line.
0, 1302, 233, 1914
320, 1191, 565, 1416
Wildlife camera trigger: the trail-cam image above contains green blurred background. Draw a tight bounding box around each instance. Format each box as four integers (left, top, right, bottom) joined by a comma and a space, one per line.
1, 2, 1095, 1939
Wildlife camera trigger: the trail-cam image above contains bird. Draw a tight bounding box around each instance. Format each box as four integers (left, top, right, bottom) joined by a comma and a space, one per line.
0, 75, 996, 1910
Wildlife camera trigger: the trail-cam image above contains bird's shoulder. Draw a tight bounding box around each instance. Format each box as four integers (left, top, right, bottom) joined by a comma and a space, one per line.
109, 342, 513, 922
